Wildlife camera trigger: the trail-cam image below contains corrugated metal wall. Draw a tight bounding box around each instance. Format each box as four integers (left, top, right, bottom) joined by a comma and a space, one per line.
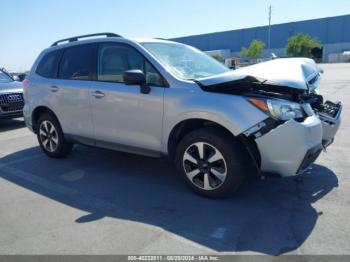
171, 15, 350, 55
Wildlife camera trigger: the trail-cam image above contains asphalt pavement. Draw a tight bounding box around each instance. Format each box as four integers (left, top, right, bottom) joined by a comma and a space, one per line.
0, 63, 349, 255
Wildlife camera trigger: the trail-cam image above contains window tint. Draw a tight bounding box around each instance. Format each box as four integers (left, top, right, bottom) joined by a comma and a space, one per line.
36, 50, 62, 78
58, 44, 96, 80
98, 43, 165, 86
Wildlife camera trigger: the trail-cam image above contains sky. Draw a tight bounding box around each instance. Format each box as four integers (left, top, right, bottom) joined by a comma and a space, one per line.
1, 0, 350, 71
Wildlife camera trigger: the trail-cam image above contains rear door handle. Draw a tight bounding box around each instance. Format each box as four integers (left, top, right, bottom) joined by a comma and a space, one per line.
50, 85, 59, 92
91, 90, 105, 98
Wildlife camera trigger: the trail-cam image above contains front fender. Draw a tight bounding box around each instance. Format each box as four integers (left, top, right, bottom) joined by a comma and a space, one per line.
161, 85, 268, 153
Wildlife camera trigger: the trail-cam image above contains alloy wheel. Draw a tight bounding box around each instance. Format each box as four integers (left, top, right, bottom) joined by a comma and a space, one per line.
39, 120, 59, 153
182, 142, 227, 190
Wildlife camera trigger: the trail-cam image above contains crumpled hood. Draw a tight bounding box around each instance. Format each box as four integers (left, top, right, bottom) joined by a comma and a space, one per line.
198, 58, 321, 90
0, 81, 23, 94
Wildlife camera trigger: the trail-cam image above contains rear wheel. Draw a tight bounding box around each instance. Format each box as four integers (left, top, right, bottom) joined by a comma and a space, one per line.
37, 113, 73, 158
175, 128, 247, 198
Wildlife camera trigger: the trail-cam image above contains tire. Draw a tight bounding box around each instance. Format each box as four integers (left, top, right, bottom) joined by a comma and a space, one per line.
36, 113, 73, 158
175, 127, 247, 198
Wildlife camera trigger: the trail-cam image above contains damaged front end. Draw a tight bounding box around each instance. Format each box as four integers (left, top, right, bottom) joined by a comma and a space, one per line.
197, 58, 342, 177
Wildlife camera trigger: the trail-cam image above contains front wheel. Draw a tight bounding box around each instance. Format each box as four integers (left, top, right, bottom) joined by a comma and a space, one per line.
37, 113, 73, 158
175, 128, 247, 198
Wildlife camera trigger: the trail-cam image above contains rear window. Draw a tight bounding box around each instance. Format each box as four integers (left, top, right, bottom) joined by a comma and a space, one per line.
36, 50, 62, 78
58, 44, 96, 80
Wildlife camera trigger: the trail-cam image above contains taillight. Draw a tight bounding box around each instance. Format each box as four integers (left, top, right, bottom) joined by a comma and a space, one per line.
23, 79, 30, 89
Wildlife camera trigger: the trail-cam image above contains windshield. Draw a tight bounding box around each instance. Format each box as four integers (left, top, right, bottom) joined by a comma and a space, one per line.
0, 70, 14, 83
142, 42, 230, 80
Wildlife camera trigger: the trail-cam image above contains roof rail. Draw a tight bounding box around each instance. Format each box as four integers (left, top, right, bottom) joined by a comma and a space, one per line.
51, 33, 122, 47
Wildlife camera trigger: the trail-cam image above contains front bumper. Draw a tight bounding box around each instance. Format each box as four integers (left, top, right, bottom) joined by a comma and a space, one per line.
255, 101, 341, 177
296, 144, 323, 174
0, 92, 24, 119
0, 110, 23, 119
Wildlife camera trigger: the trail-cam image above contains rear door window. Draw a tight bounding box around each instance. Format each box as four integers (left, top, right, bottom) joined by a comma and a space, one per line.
58, 44, 96, 80
36, 50, 62, 78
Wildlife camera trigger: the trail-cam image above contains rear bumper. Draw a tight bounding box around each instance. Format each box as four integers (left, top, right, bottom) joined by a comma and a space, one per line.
23, 104, 34, 132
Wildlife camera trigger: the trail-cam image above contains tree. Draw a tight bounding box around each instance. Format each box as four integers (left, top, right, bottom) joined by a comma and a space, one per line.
211, 54, 225, 63
286, 33, 321, 58
240, 40, 265, 60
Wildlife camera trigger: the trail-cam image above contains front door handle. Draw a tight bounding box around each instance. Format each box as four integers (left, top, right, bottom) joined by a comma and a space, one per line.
50, 85, 59, 92
91, 90, 105, 98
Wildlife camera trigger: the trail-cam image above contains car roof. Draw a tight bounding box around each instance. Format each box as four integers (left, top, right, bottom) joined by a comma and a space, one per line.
46, 33, 180, 52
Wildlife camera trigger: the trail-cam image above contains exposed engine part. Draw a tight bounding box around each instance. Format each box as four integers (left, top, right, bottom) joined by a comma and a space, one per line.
197, 76, 304, 101
314, 101, 342, 119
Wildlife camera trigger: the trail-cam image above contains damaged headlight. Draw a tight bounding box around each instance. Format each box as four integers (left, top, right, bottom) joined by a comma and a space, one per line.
247, 97, 305, 121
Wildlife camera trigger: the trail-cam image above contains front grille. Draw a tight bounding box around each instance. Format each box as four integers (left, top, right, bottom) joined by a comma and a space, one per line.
318, 101, 341, 119
0, 93, 24, 113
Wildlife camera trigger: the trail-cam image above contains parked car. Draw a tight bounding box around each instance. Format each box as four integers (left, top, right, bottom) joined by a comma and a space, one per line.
23, 33, 342, 197
11, 72, 28, 82
0, 68, 24, 119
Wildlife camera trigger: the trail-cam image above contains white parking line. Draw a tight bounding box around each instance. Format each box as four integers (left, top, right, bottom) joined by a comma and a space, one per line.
0, 153, 43, 168
211, 227, 227, 239
60, 169, 85, 182
0, 133, 33, 142
0, 164, 134, 217
1, 165, 77, 195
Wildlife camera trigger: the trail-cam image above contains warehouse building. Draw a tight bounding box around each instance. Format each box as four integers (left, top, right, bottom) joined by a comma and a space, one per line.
171, 14, 350, 63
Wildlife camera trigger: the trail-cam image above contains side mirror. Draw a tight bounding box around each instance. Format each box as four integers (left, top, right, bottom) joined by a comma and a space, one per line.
123, 70, 150, 94
12, 75, 20, 82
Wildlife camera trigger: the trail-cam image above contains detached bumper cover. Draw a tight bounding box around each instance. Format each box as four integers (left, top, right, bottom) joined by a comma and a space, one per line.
319, 101, 342, 148
296, 144, 323, 174
255, 115, 323, 177
255, 100, 341, 177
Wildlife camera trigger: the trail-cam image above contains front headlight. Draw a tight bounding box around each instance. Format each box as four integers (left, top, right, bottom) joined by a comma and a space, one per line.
247, 97, 305, 121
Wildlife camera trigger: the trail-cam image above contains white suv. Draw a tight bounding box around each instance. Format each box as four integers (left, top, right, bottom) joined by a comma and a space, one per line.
23, 33, 342, 197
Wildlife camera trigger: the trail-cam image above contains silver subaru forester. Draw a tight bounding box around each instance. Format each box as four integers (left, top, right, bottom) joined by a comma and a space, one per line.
23, 33, 342, 197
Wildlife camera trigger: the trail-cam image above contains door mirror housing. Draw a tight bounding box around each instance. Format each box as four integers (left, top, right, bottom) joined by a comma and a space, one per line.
123, 70, 150, 94
12, 75, 21, 82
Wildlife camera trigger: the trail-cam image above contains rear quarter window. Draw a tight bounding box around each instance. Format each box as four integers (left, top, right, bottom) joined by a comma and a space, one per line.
36, 50, 62, 78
